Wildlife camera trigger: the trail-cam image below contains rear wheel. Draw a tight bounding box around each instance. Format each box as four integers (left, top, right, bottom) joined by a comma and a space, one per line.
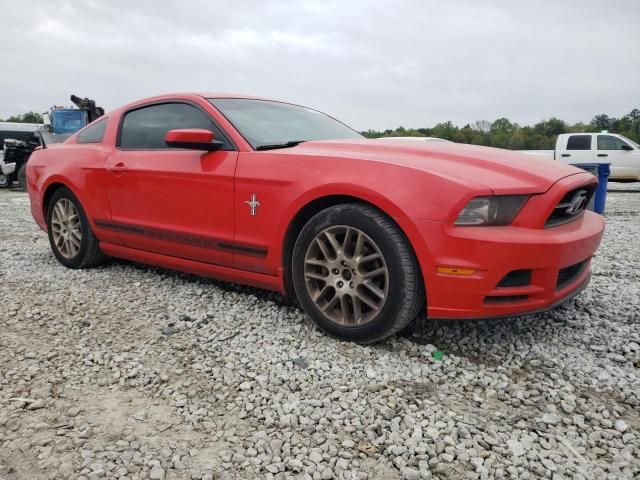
292, 204, 424, 343
46, 188, 106, 268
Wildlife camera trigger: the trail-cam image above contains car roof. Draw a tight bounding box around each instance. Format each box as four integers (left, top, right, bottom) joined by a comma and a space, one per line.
113, 92, 284, 114
197, 93, 274, 100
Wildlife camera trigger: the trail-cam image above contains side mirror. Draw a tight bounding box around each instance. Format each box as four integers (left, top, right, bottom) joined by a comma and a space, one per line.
621, 144, 633, 151
165, 129, 223, 151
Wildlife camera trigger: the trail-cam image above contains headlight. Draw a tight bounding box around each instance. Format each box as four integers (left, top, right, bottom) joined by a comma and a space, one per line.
455, 195, 528, 226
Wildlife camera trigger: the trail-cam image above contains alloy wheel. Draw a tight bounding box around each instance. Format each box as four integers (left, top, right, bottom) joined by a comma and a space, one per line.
304, 225, 389, 326
51, 198, 82, 258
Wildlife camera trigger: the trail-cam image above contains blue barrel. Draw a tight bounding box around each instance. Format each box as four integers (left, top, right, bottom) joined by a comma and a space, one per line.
570, 163, 610, 214
594, 163, 610, 214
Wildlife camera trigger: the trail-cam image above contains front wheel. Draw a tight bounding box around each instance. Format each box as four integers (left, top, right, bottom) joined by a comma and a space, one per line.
46, 187, 106, 268
292, 204, 424, 343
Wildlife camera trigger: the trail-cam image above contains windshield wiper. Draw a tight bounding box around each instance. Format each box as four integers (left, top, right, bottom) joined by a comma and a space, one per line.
255, 140, 306, 151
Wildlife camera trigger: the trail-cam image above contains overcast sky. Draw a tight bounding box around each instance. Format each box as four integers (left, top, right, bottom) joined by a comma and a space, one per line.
1, 0, 638, 130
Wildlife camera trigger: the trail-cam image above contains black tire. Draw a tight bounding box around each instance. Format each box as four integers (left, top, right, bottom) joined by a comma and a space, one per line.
46, 187, 106, 269
292, 204, 424, 343
0, 173, 11, 188
17, 164, 27, 192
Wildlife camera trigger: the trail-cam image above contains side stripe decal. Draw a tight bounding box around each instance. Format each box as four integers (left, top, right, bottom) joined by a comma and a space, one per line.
94, 220, 268, 257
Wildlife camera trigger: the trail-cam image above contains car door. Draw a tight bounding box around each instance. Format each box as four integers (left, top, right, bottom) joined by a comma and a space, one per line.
561, 134, 594, 164
103, 101, 237, 267
596, 134, 640, 180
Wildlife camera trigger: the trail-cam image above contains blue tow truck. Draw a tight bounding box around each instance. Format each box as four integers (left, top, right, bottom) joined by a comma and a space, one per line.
0, 95, 103, 190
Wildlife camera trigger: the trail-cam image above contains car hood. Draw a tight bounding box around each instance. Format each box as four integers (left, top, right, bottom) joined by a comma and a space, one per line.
287, 139, 583, 194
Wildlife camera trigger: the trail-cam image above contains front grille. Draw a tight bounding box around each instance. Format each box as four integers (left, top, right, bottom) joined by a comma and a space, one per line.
556, 260, 587, 290
545, 186, 595, 227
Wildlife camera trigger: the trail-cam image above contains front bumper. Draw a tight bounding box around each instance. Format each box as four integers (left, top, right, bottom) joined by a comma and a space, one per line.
417, 209, 605, 320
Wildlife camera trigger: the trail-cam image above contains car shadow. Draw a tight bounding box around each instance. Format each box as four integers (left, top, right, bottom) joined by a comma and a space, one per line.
46, 255, 598, 362
108, 257, 297, 308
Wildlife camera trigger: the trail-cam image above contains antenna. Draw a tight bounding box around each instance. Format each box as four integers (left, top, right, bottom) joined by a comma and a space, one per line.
36, 130, 47, 149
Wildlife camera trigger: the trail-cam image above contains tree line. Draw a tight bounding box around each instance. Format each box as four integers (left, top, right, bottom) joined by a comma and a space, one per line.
0, 111, 44, 124
3, 109, 639, 150
361, 109, 640, 149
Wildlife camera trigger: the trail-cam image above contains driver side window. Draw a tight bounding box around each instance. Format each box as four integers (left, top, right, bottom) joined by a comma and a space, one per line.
597, 135, 629, 151
119, 102, 233, 150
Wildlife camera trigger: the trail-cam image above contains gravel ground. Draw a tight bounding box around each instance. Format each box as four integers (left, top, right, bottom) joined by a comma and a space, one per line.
0, 185, 639, 480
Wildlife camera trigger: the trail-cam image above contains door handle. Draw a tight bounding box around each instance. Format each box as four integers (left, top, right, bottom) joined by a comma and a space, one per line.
561, 154, 571, 157
108, 163, 128, 173
597, 153, 608, 157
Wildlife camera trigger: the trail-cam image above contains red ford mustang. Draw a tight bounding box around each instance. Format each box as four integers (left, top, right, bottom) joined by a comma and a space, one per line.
26, 93, 605, 342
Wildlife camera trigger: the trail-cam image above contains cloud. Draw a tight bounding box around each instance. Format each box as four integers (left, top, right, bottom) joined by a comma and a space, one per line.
1, 0, 638, 130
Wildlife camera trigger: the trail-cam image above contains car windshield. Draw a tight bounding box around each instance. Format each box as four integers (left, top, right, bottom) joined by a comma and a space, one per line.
209, 98, 362, 150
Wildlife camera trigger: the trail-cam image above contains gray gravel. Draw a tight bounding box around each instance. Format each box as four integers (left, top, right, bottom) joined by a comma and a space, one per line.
0, 184, 639, 480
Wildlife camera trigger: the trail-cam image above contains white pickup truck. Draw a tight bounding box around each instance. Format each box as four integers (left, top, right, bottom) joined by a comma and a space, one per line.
521, 133, 640, 181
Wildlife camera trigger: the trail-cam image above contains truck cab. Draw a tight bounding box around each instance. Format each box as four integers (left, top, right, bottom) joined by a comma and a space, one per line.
48, 109, 88, 134
0, 96, 102, 190
555, 133, 640, 181
40, 108, 90, 145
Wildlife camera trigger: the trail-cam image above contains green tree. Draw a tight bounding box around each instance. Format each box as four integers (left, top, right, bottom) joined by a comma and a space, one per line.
430, 121, 458, 140
491, 118, 515, 134
357, 108, 639, 148
591, 114, 614, 131
470, 120, 491, 145
568, 122, 590, 133
4, 111, 43, 123
507, 130, 528, 150
361, 129, 382, 138
490, 118, 516, 148
620, 109, 640, 142
456, 125, 475, 144
534, 118, 567, 137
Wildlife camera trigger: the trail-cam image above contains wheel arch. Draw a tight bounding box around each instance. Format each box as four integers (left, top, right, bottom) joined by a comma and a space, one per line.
42, 181, 81, 221
280, 193, 428, 300
42, 181, 71, 220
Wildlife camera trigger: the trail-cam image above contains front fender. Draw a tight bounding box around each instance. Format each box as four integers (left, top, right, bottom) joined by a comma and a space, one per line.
274, 185, 439, 294
234, 151, 480, 287
283, 182, 410, 223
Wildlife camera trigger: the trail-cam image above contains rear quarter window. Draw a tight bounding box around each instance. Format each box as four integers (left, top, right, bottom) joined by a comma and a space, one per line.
77, 118, 108, 144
